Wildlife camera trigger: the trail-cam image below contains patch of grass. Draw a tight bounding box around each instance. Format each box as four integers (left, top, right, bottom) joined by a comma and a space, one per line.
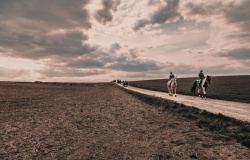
197, 119, 229, 133
241, 137, 250, 147
241, 125, 250, 132
184, 113, 199, 120
129, 75, 250, 103
152, 153, 172, 160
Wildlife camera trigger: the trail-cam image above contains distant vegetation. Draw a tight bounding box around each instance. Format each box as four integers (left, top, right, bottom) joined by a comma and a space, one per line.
129, 75, 250, 103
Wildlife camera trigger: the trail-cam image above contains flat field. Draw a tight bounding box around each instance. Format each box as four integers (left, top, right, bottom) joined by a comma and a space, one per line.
129, 75, 250, 103
0, 82, 250, 159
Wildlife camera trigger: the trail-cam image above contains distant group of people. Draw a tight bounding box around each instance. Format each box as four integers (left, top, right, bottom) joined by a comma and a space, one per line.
169, 70, 205, 86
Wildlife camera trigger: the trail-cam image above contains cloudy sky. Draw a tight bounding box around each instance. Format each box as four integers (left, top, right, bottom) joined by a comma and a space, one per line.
0, 0, 249, 82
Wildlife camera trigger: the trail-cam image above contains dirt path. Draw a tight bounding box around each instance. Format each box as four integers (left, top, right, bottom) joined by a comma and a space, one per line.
119, 84, 250, 122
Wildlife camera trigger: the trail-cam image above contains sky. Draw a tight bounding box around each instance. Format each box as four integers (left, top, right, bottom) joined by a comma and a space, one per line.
0, 0, 249, 82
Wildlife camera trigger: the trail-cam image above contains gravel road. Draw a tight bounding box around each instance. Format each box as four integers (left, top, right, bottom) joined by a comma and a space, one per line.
119, 84, 250, 122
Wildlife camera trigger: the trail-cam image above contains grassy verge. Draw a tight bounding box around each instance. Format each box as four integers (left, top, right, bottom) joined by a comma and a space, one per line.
117, 85, 250, 148
128, 76, 250, 103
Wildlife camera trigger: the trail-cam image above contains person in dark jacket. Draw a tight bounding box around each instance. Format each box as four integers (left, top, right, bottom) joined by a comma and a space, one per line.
168, 72, 175, 88
169, 72, 175, 80
198, 70, 205, 86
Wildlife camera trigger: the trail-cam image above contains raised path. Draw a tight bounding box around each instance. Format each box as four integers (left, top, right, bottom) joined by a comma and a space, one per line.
118, 84, 250, 123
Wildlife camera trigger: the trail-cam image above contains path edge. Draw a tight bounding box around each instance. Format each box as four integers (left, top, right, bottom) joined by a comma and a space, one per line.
116, 84, 250, 148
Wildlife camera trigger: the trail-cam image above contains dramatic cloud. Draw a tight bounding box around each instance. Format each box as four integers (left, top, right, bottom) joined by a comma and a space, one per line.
184, 1, 223, 17
0, 29, 97, 59
0, 0, 249, 81
95, 0, 121, 25
0, 0, 95, 60
0, 0, 91, 29
220, 48, 250, 60
67, 57, 105, 68
224, 0, 250, 32
39, 67, 108, 78
109, 59, 163, 72
225, 32, 250, 43
109, 42, 121, 53
184, 0, 250, 33
134, 0, 181, 30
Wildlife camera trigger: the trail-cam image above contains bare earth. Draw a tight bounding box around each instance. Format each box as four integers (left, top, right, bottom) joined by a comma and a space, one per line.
0, 82, 250, 159
120, 84, 250, 123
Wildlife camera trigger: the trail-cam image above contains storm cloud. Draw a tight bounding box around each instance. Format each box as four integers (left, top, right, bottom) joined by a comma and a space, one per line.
220, 48, 250, 60
95, 0, 121, 25
109, 59, 163, 72
184, 1, 223, 16
39, 67, 108, 78
0, 0, 91, 29
0, 0, 94, 60
0, 0, 249, 81
134, 0, 181, 30
184, 0, 250, 33
67, 57, 105, 68
224, 0, 250, 32
0, 29, 97, 59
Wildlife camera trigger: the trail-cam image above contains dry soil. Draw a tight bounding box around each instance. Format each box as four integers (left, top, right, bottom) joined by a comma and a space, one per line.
0, 82, 249, 159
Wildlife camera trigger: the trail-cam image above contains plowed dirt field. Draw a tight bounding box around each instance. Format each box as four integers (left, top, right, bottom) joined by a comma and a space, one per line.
0, 82, 249, 159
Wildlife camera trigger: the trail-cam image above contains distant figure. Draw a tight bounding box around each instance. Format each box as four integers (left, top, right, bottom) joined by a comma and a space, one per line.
169, 72, 175, 80
123, 80, 129, 87
198, 70, 205, 86
167, 72, 177, 96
